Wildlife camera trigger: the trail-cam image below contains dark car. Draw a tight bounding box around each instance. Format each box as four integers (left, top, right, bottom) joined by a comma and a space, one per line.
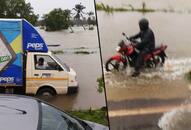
0, 95, 108, 130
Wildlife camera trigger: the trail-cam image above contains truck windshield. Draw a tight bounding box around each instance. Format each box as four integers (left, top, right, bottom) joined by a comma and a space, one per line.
52, 54, 70, 72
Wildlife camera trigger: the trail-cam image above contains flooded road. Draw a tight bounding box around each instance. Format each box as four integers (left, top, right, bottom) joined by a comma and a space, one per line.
98, 11, 191, 60
97, 2, 191, 129
35, 27, 106, 110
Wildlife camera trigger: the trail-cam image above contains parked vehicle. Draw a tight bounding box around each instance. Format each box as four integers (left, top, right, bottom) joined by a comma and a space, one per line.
105, 32, 167, 72
0, 19, 78, 96
0, 95, 108, 130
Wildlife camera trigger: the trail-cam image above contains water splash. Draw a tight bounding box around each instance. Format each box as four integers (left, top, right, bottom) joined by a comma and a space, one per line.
158, 103, 191, 130
143, 58, 191, 80
105, 57, 191, 81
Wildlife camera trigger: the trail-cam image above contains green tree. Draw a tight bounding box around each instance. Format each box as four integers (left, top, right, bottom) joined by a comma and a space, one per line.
0, 0, 6, 17
87, 11, 96, 25
0, 0, 38, 25
42, 8, 71, 31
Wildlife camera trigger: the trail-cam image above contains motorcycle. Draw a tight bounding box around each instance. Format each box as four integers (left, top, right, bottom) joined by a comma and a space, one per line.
105, 32, 168, 72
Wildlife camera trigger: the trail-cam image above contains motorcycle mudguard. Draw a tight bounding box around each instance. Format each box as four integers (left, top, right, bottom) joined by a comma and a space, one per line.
160, 51, 167, 57
111, 54, 125, 62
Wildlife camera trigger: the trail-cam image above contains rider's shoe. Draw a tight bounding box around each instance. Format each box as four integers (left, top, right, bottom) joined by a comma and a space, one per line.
131, 71, 140, 77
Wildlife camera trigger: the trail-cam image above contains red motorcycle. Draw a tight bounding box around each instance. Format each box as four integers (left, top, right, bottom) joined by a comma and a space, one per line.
105, 33, 167, 72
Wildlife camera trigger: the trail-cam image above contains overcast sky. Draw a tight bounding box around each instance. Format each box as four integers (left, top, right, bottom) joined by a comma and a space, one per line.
25, 0, 96, 18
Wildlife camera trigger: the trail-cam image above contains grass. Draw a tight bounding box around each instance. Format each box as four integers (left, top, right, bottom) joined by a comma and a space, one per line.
67, 108, 108, 126
96, 3, 155, 13
52, 49, 96, 55
74, 50, 95, 54
97, 77, 105, 93
74, 47, 96, 54
96, 3, 114, 13
52, 50, 64, 54
96, 3, 183, 14
185, 71, 191, 82
73, 47, 88, 50
135, 8, 155, 13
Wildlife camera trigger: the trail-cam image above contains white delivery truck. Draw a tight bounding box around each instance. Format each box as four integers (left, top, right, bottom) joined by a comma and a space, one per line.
0, 19, 78, 96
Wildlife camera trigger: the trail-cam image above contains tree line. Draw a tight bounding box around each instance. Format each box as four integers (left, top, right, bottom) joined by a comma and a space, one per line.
0, 0, 38, 25
0, 0, 96, 31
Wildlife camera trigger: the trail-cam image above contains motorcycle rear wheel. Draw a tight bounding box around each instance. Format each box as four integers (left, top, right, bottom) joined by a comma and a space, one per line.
105, 58, 127, 72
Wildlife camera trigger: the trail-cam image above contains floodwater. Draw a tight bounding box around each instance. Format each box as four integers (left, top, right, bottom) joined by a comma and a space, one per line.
35, 27, 106, 111
98, 11, 191, 60
97, 3, 191, 130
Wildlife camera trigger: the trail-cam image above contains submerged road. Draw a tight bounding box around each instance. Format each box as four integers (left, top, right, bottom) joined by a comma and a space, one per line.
105, 72, 191, 130
108, 100, 191, 130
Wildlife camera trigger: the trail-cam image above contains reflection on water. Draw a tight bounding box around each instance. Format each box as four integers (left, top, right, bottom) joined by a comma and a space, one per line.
36, 27, 106, 110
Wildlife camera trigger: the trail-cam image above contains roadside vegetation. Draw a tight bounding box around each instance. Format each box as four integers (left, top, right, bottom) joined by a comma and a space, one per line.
52, 50, 64, 54
97, 76, 105, 93
52, 50, 96, 55
96, 2, 185, 14
67, 108, 108, 126
0, 0, 96, 31
0, 0, 38, 25
40, 9, 96, 31
40, 8, 72, 31
96, 2, 154, 13
52, 47, 97, 55
185, 71, 191, 82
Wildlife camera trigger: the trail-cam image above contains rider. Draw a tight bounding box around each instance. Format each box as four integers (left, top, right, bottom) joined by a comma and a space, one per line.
129, 18, 155, 77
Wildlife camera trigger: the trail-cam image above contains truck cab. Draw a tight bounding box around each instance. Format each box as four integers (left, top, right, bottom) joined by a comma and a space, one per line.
26, 51, 78, 96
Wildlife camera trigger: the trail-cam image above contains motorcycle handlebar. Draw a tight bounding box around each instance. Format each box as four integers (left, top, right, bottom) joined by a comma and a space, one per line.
122, 32, 139, 48
122, 32, 130, 40
122, 32, 137, 45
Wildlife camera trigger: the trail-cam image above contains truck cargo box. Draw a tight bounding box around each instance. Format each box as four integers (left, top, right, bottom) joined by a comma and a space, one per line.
0, 19, 48, 86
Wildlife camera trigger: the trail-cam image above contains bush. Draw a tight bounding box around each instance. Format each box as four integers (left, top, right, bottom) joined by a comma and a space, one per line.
97, 77, 105, 93
68, 108, 108, 126
42, 8, 71, 31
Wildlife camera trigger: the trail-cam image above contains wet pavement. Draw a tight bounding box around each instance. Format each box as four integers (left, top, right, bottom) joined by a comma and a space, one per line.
105, 72, 191, 129
108, 100, 191, 130
109, 114, 162, 130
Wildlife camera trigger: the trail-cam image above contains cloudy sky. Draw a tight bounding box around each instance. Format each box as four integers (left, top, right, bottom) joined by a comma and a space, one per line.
26, 0, 96, 17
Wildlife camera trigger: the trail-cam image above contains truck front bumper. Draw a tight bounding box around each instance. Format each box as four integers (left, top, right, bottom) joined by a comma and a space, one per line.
67, 85, 79, 94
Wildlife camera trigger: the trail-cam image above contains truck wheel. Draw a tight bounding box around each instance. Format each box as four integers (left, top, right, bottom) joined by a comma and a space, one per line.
36, 87, 56, 97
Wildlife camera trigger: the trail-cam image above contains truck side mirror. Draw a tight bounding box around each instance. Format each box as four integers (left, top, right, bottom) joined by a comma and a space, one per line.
59, 67, 63, 71
57, 65, 63, 71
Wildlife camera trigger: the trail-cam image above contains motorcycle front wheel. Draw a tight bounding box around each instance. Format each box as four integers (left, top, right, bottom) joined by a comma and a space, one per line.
105, 58, 127, 72
154, 54, 166, 67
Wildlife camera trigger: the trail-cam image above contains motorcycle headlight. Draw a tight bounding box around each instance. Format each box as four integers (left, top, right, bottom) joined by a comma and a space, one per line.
116, 46, 121, 52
